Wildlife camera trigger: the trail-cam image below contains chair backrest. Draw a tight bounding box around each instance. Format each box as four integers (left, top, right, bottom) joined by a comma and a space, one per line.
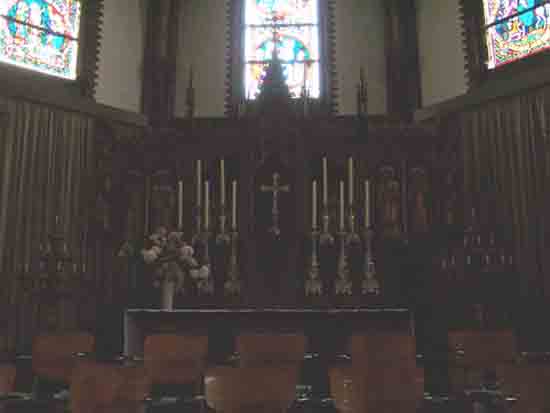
0, 363, 16, 395
236, 333, 306, 367
205, 364, 300, 413
143, 334, 208, 385
32, 332, 94, 383
448, 330, 517, 367
70, 359, 151, 413
350, 333, 418, 413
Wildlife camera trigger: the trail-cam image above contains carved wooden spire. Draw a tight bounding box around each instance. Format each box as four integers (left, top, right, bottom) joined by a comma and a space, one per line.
186, 65, 195, 119
357, 66, 368, 118
257, 46, 291, 104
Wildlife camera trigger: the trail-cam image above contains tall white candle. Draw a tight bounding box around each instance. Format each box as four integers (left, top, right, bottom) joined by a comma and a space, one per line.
196, 160, 202, 207
220, 158, 226, 205
177, 180, 183, 228
365, 179, 370, 227
204, 181, 210, 229
339, 180, 345, 231
348, 157, 354, 205
312, 180, 317, 229
322, 157, 328, 205
232, 180, 237, 229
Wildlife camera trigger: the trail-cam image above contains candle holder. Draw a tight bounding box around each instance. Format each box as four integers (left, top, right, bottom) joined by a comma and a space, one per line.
335, 230, 352, 296
37, 225, 73, 289
196, 231, 214, 295
224, 229, 241, 296
216, 204, 231, 245
361, 227, 380, 295
346, 205, 361, 245
319, 205, 334, 246
305, 228, 322, 296
193, 205, 202, 240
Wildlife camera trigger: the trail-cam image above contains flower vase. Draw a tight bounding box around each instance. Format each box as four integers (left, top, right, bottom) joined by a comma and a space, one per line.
161, 279, 176, 311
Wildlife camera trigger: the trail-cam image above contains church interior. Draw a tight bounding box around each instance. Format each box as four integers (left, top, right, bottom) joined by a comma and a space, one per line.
1, 0, 550, 412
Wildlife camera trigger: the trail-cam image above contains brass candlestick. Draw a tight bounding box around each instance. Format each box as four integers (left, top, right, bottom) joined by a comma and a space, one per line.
305, 228, 322, 296
319, 205, 334, 246
216, 204, 231, 245
224, 229, 241, 296
362, 227, 380, 295
335, 230, 352, 296
347, 205, 361, 245
193, 205, 202, 241
196, 230, 213, 295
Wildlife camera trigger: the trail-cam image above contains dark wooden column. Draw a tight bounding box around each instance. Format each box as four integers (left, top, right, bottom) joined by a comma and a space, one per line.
384, 0, 422, 119
141, 0, 181, 125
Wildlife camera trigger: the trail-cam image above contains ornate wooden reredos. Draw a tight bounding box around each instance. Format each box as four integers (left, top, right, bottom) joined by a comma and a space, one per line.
113, 55, 449, 309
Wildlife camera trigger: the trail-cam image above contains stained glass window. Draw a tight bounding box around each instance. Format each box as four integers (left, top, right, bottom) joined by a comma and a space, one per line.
244, 0, 320, 99
0, 0, 81, 79
483, 0, 550, 69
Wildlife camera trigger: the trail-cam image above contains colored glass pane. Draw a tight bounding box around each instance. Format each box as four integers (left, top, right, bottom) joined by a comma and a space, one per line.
245, 0, 318, 26
244, 0, 320, 99
484, 0, 550, 68
0, 0, 81, 79
245, 26, 319, 62
246, 61, 319, 98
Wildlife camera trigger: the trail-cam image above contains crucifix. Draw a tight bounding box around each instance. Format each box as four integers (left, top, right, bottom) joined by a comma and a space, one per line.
261, 173, 290, 236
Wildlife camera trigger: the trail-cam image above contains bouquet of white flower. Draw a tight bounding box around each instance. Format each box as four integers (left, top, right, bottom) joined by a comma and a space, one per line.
141, 227, 210, 300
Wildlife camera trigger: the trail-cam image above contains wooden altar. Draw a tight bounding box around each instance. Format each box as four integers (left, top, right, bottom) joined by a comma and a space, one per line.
124, 308, 412, 358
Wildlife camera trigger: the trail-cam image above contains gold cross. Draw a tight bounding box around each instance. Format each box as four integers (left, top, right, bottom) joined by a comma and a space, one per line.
261, 173, 290, 216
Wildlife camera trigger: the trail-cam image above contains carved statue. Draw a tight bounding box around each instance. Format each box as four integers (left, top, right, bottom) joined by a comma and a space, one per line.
410, 167, 429, 233
379, 167, 401, 238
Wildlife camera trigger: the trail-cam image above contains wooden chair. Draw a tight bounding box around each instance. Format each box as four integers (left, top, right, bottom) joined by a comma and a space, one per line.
205, 333, 306, 413
496, 356, 550, 413
70, 358, 151, 413
32, 332, 95, 396
0, 364, 16, 395
448, 330, 516, 393
328, 363, 353, 413
349, 333, 419, 413
235, 333, 307, 367
144, 334, 208, 392
143, 333, 209, 411
0, 332, 94, 413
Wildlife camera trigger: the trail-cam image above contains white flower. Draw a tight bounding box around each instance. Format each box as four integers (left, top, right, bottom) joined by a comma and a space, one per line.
179, 255, 197, 267
142, 249, 158, 264
198, 265, 210, 280
168, 231, 184, 242
179, 245, 194, 257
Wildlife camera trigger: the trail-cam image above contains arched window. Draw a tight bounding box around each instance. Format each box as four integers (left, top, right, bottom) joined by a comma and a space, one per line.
483, 0, 550, 69
0, 0, 82, 79
244, 0, 320, 99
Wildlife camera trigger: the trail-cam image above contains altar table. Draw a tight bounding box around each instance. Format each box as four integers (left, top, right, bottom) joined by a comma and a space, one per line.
124, 308, 413, 359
